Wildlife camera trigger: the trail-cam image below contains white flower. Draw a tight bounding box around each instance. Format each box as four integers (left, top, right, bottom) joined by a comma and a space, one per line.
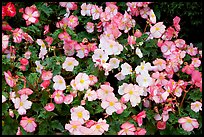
121, 62, 132, 76
135, 61, 151, 75
109, 58, 120, 69
75, 73, 90, 91
135, 47, 143, 58
136, 73, 153, 88
115, 72, 126, 81
14, 94, 32, 115
191, 101, 202, 113
53, 75, 66, 91
35, 60, 44, 74
2, 95, 7, 103
62, 57, 79, 71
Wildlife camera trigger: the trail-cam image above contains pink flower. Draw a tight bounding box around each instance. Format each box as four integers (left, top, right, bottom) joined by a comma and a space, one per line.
85, 120, 96, 128
191, 58, 201, 68
101, 95, 121, 115
70, 106, 90, 124
80, 3, 92, 16
191, 70, 202, 85
19, 65, 26, 71
62, 57, 79, 72
20, 58, 29, 66
182, 64, 195, 75
53, 75, 66, 91
51, 90, 65, 104
16, 127, 22, 135
65, 120, 83, 135
134, 29, 142, 38
86, 22, 94, 33
74, 73, 90, 91
24, 51, 32, 59
18, 88, 33, 95
186, 43, 198, 56
84, 89, 97, 101
128, 35, 136, 49
14, 94, 32, 115
135, 127, 147, 135
153, 58, 166, 71
43, 25, 49, 35
140, 7, 150, 19
67, 15, 79, 30
178, 117, 199, 132
132, 110, 146, 126
173, 16, 181, 31
89, 75, 98, 86
64, 94, 74, 104
90, 118, 109, 135
20, 116, 37, 133
45, 36, 53, 46
121, 62, 132, 76
44, 103, 55, 111
22, 5, 40, 26
118, 122, 136, 135
9, 109, 14, 118
105, 3, 118, 18
91, 5, 102, 20
157, 121, 166, 130
58, 31, 71, 42
2, 95, 7, 103
150, 22, 166, 38
96, 84, 115, 100
160, 40, 176, 56
191, 101, 202, 113
149, 9, 156, 24
4, 70, 16, 87
41, 70, 53, 81
12, 28, 23, 43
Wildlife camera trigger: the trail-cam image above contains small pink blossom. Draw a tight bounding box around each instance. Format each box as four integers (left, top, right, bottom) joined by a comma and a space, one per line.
150, 22, 166, 38
70, 106, 90, 124
132, 110, 146, 127
12, 28, 23, 43
20, 116, 37, 133
134, 29, 142, 38
173, 16, 181, 31
74, 73, 90, 91
90, 118, 109, 135
43, 25, 49, 35
67, 15, 79, 30
4, 70, 16, 87
16, 127, 22, 135
89, 75, 98, 86
62, 57, 79, 71
41, 70, 53, 81
24, 51, 32, 59
9, 109, 14, 118
118, 122, 136, 135
44, 103, 55, 111
64, 94, 74, 104
86, 22, 94, 33
191, 58, 201, 68
22, 5, 40, 26
135, 127, 147, 135
53, 75, 66, 91
2, 33, 9, 52
157, 121, 166, 130
51, 90, 65, 104
178, 117, 199, 132
191, 101, 202, 113
18, 88, 33, 95
84, 89, 97, 101
14, 94, 32, 115
65, 120, 83, 135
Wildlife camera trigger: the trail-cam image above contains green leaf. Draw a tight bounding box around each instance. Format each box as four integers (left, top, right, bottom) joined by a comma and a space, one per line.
38, 111, 58, 119
51, 120, 64, 132
32, 103, 42, 114
40, 91, 49, 106
2, 103, 10, 115
38, 4, 53, 17
27, 73, 39, 85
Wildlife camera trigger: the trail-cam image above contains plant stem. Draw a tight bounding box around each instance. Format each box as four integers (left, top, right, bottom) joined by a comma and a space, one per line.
179, 85, 193, 108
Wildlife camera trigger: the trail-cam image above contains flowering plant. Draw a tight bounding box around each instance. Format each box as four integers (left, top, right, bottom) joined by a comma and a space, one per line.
2, 2, 202, 135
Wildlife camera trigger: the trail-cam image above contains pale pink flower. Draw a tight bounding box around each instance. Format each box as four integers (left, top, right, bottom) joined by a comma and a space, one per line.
79, 126, 94, 135
101, 95, 121, 115
191, 58, 201, 68
90, 118, 109, 135
53, 75, 66, 91
18, 88, 33, 95
160, 41, 176, 56
20, 116, 37, 133
45, 36, 53, 46
44, 103, 55, 111
62, 57, 79, 71
140, 7, 150, 19
100, 12, 111, 22
20, 58, 28, 66
118, 122, 136, 135
178, 117, 199, 132
2, 95, 6, 103
86, 22, 94, 33
150, 22, 166, 38
92, 49, 109, 64
4, 70, 16, 87
135, 127, 147, 135
121, 62, 132, 76
22, 32, 34, 43
35, 60, 44, 74
22, 5, 40, 26
91, 5, 102, 20
64, 94, 74, 104
186, 43, 198, 56
173, 16, 181, 31
96, 84, 115, 100
75, 73, 90, 91
149, 9, 156, 24
9, 109, 14, 118
71, 106, 90, 124
51, 90, 64, 104
153, 58, 166, 71
2, 34, 9, 52
84, 89, 97, 101
132, 111, 146, 126
67, 15, 79, 30
105, 3, 118, 18
80, 3, 92, 16
109, 58, 120, 69
134, 29, 142, 38
174, 86, 182, 97
89, 75, 98, 86
128, 35, 136, 49
58, 31, 71, 42
115, 72, 126, 81
36, 39, 47, 60
191, 101, 202, 113
43, 25, 49, 35
70, 79, 78, 91
24, 51, 32, 59
12, 28, 23, 43
122, 84, 143, 107
65, 120, 83, 135
10, 92, 16, 103
14, 94, 32, 115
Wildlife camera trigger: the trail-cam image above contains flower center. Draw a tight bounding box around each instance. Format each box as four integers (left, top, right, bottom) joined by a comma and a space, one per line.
27, 119, 32, 123
77, 112, 83, 118
20, 102, 24, 106
156, 27, 160, 31
67, 62, 73, 66
109, 101, 114, 106
129, 90, 134, 95
80, 79, 85, 84
72, 125, 77, 129
186, 119, 192, 123
96, 124, 101, 129
58, 79, 63, 84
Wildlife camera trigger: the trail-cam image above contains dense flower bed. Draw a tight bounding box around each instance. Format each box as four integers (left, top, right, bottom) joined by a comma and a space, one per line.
2, 2, 202, 135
